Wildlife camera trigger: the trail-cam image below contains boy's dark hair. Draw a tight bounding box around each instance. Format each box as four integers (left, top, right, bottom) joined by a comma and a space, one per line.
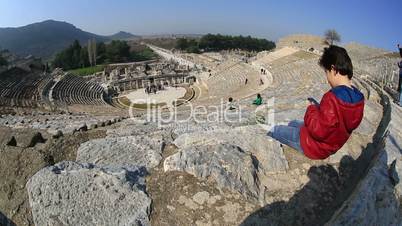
319, 45, 353, 79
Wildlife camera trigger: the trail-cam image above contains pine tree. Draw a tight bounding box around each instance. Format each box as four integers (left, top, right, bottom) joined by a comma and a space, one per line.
88, 39, 93, 66
92, 38, 97, 66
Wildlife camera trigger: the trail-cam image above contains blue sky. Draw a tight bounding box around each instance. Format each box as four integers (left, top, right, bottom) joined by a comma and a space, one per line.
0, 0, 400, 50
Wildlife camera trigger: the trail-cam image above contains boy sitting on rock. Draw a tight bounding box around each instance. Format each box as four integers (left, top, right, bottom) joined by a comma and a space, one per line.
268, 45, 364, 159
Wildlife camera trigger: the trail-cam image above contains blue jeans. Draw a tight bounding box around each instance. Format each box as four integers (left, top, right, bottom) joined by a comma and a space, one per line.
268, 120, 303, 153
399, 90, 402, 106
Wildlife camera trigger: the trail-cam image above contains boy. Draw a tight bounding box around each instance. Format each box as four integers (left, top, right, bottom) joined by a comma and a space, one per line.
268, 45, 364, 160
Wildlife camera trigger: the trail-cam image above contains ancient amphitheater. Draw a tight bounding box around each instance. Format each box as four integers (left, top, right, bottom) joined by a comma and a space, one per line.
0, 35, 402, 226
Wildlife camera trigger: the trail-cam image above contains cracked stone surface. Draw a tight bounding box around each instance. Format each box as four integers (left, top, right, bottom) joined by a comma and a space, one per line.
27, 161, 151, 226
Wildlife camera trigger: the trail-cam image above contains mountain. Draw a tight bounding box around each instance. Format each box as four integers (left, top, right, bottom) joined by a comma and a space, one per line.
0, 20, 111, 59
108, 31, 139, 40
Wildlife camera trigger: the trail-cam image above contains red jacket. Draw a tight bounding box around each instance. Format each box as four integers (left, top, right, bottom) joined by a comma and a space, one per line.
300, 89, 365, 159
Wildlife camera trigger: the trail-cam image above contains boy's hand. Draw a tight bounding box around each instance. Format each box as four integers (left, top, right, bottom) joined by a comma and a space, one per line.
307, 97, 319, 106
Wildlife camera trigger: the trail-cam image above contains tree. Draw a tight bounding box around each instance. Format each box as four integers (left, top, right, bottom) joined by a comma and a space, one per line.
96, 42, 107, 64
186, 45, 200, 53
53, 40, 83, 70
185, 39, 200, 53
105, 40, 131, 63
87, 40, 93, 66
176, 38, 201, 53
87, 39, 97, 66
72, 40, 82, 66
79, 47, 89, 68
53, 40, 157, 70
198, 34, 275, 52
176, 38, 189, 50
92, 38, 97, 66
324, 29, 341, 45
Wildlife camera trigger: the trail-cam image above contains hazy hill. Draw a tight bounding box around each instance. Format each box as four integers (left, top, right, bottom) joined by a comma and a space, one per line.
0, 20, 138, 59
108, 31, 139, 40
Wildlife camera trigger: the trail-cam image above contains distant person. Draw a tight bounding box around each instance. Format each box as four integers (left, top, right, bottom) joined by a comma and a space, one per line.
252, 94, 262, 105
228, 97, 236, 110
245, 78, 248, 85
260, 79, 264, 85
398, 44, 402, 58
398, 44, 402, 106
261, 68, 264, 74
268, 45, 364, 160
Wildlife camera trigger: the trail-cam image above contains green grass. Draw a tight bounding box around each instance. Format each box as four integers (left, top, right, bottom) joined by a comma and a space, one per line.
68, 65, 105, 76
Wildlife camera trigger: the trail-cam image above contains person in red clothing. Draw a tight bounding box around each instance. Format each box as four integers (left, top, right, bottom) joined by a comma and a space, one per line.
268, 45, 364, 160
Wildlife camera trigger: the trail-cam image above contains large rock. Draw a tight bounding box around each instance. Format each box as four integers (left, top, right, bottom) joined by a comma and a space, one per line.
1, 114, 119, 135
76, 135, 164, 170
171, 121, 231, 139
173, 126, 288, 173
386, 107, 402, 165
0, 127, 13, 145
353, 102, 382, 137
326, 152, 402, 226
327, 133, 367, 164
363, 101, 382, 123
0, 145, 51, 226
391, 158, 402, 199
106, 121, 162, 137
164, 144, 261, 199
27, 161, 151, 226
14, 131, 45, 148
354, 118, 376, 136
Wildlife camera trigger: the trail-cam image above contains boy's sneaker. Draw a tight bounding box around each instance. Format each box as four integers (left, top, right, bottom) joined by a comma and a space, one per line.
267, 130, 273, 137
